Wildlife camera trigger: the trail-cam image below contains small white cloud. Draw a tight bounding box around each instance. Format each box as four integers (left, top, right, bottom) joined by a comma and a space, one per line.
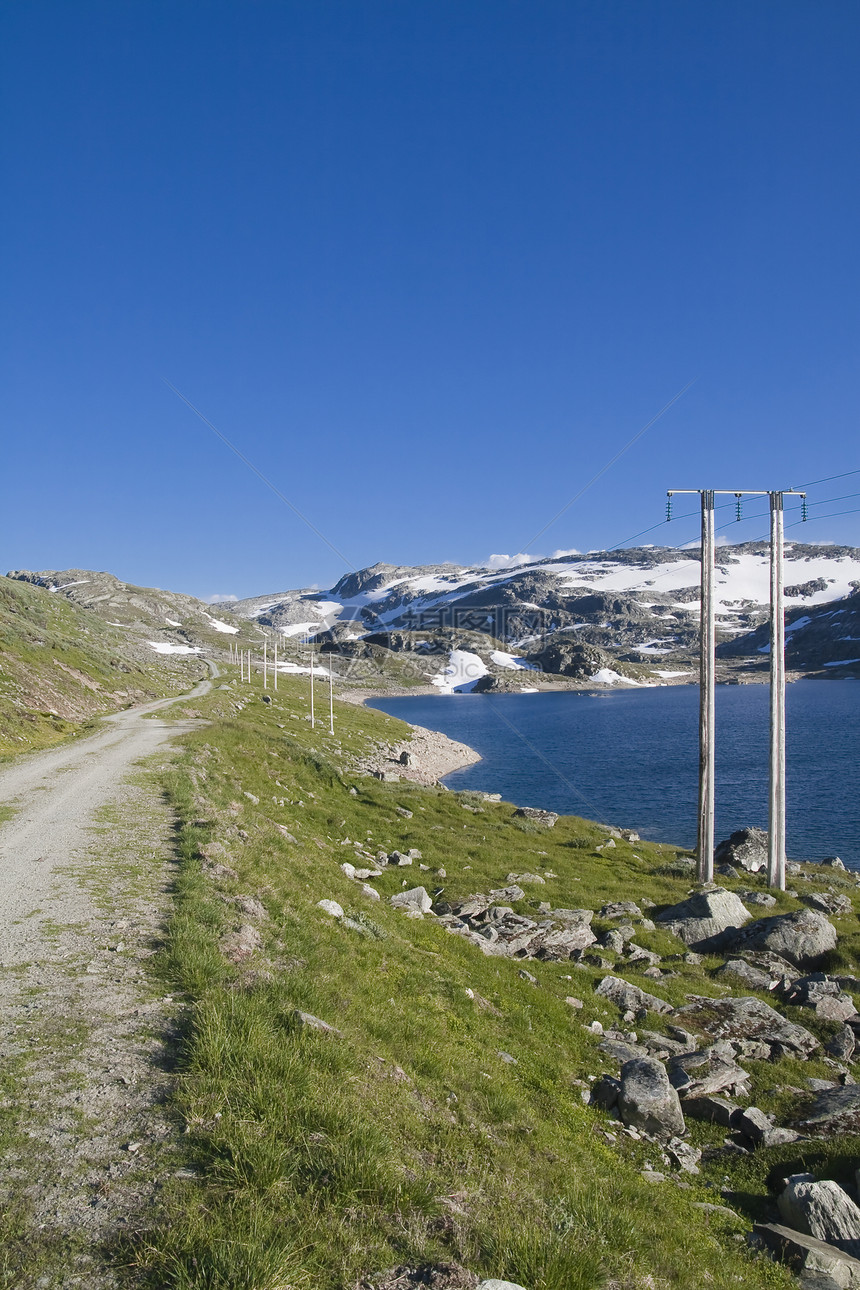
484, 552, 537, 570
550, 547, 581, 558
208, 593, 238, 604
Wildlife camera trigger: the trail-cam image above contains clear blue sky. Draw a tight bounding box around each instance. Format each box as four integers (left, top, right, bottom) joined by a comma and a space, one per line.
3, 1, 859, 600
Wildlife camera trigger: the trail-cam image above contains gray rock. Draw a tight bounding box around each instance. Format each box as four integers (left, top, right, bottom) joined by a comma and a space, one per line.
388, 850, 413, 866
361, 883, 381, 902
656, 887, 752, 952
476, 1281, 529, 1290
668, 1046, 750, 1099
714, 958, 775, 991
394, 806, 413, 818
678, 995, 819, 1058
617, 1056, 686, 1140
534, 923, 597, 958
595, 974, 673, 1015
827, 1025, 857, 1061
714, 826, 769, 873
506, 872, 546, 885
732, 1105, 772, 1143
598, 1037, 648, 1064
390, 887, 432, 914
549, 908, 594, 925
806, 892, 854, 916
753, 1223, 860, 1287
317, 899, 344, 918
513, 806, 557, 827
598, 929, 626, 954
778, 1177, 860, 1257
590, 1074, 621, 1109
799, 1085, 860, 1134
821, 857, 847, 871
682, 1095, 737, 1126
294, 1010, 342, 1035
783, 975, 857, 1022
730, 907, 838, 969
738, 889, 778, 907
600, 901, 642, 919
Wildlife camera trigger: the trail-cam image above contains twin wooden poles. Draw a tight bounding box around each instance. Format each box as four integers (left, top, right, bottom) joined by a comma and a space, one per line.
228, 637, 334, 733
667, 489, 805, 891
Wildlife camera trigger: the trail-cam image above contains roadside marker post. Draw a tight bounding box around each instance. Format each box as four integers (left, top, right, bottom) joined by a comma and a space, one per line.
667, 488, 804, 888
263, 640, 268, 689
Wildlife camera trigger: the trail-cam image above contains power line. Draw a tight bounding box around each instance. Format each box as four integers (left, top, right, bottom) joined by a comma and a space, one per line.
790, 466, 860, 490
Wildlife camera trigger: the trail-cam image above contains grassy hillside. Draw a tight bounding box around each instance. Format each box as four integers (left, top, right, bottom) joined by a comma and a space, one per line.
0, 575, 205, 756
112, 668, 860, 1290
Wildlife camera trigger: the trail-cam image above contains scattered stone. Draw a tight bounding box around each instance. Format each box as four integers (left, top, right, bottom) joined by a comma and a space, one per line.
617, 1056, 686, 1140
564, 996, 584, 1009
361, 884, 381, 902
390, 887, 432, 915
729, 907, 838, 969
513, 806, 557, 827
476, 1281, 529, 1290
783, 974, 857, 1022
388, 851, 413, 866
677, 995, 819, 1059
243, 791, 260, 805
714, 827, 769, 873
273, 823, 298, 843
821, 857, 847, 871
805, 891, 854, 916
714, 959, 774, 991
668, 1046, 750, 1100
505, 872, 546, 885
827, 1025, 857, 1061
598, 929, 626, 954
656, 887, 752, 952
595, 974, 673, 1015
590, 1074, 621, 1109
394, 806, 413, 818
682, 1095, 737, 1126
600, 901, 642, 920
341, 862, 357, 880
317, 900, 344, 919
294, 1010, 342, 1036
778, 1176, 860, 1257
518, 969, 538, 984
738, 889, 777, 908
665, 1137, 701, 1173
497, 1051, 518, 1065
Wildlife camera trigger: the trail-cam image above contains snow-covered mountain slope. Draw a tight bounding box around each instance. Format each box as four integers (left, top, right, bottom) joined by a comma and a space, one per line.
230, 543, 860, 666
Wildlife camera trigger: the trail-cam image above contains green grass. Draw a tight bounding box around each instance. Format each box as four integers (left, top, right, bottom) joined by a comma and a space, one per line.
113, 673, 857, 1288
0, 574, 202, 756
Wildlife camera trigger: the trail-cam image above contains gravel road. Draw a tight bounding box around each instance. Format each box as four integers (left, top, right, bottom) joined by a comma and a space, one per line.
0, 663, 217, 1286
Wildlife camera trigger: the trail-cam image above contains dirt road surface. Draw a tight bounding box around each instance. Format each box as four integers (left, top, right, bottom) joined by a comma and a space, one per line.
0, 665, 217, 1288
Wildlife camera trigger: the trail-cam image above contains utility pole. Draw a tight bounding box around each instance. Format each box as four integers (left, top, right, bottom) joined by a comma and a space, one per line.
273, 639, 278, 691
309, 643, 315, 728
329, 658, 334, 735
667, 487, 804, 888
263, 640, 268, 689
769, 493, 786, 891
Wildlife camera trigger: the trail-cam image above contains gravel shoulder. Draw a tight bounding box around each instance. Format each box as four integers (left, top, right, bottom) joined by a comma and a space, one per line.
0, 668, 215, 1287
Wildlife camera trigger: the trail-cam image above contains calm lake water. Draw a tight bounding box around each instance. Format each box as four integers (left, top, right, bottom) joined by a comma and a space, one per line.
368, 681, 860, 870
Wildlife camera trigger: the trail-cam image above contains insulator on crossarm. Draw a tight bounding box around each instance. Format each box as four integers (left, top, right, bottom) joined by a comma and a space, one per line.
735, 493, 743, 522
801, 497, 808, 522
666, 496, 673, 522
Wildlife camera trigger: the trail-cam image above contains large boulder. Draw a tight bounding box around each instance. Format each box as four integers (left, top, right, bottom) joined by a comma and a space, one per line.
729, 907, 838, 969
617, 1056, 685, 1139
714, 827, 769, 873
595, 974, 673, 1015
753, 1223, 860, 1287
677, 995, 819, 1059
778, 1176, 860, 1258
390, 887, 433, 914
656, 887, 751, 952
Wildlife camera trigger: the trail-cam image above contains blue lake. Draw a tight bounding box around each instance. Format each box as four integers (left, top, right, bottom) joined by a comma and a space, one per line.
368, 681, 860, 869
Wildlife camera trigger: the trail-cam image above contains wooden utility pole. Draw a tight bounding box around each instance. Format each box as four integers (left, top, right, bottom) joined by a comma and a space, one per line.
668, 487, 804, 888
274, 640, 278, 691
263, 640, 268, 689
769, 492, 786, 890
